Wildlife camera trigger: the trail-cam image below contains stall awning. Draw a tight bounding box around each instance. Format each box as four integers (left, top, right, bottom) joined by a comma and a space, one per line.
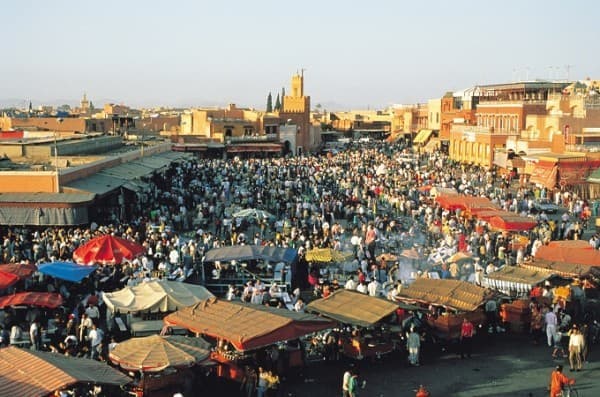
534, 240, 600, 266
520, 260, 600, 278
558, 162, 591, 186
397, 278, 488, 312
65, 173, 124, 196
0, 206, 89, 226
164, 298, 335, 351
0, 346, 130, 397
413, 129, 433, 144
103, 281, 214, 314
227, 143, 282, 153
485, 266, 551, 286
508, 157, 525, 169
305, 289, 400, 327
493, 152, 509, 169
528, 163, 558, 189
488, 215, 538, 232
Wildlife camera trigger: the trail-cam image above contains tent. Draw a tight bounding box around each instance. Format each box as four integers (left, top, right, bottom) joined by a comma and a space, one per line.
164, 298, 335, 351
0, 346, 130, 397
0, 263, 37, 280
435, 195, 496, 212
73, 234, 145, 265
534, 240, 600, 266
109, 335, 211, 372
38, 261, 97, 283
203, 245, 297, 263
471, 209, 514, 222
305, 248, 354, 263
488, 215, 537, 232
396, 279, 488, 312
305, 289, 401, 327
103, 280, 214, 314
0, 270, 18, 290
0, 292, 63, 309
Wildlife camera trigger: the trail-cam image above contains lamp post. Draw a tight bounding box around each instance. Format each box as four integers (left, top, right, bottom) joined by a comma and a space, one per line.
55, 118, 63, 192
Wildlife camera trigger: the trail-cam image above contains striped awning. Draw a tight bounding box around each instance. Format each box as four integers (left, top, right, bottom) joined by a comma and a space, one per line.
413, 129, 433, 144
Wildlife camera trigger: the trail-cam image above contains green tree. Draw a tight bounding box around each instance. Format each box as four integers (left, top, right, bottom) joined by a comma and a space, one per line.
274, 93, 281, 111
266, 92, 273, 112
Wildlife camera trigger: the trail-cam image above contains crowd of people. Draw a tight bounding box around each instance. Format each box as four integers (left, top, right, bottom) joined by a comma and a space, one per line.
0, 139, 598, 396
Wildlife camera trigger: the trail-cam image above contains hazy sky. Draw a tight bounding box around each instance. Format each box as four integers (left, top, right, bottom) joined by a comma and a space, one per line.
2, 0, 598, 110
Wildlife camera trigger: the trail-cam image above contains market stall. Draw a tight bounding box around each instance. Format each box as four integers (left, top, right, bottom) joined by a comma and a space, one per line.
102, 280, 214, 335
0, 346, 130, 397
306, 289, 405, 360
109, 334, 212, 394
484, 266, 552, 297
164, 298, 335, 382
395, 279, 489, 340
534, 240, 600, 266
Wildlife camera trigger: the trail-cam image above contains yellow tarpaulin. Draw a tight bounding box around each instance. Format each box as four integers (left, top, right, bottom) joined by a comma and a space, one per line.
305, 248, 354, 263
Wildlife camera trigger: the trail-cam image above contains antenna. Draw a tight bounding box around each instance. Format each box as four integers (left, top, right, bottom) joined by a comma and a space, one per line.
565, 65, 574, 81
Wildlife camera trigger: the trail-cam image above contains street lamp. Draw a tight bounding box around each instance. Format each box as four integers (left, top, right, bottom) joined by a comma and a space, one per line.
55, 118, 63, 192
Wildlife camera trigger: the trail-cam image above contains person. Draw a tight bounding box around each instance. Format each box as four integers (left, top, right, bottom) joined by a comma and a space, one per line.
568, 325, 584, 371
484, 298, 498, 333
87, 323, 103, 360
549, 365, 574, 397
240, 366, 257, 397
342, 368, 352, 397
459, 317, 475, 359
29, 318, 41, 351
545, 309, 558, 348
256, 367, 269, 397
348, 370, 364, 397
406, 326, 421, 366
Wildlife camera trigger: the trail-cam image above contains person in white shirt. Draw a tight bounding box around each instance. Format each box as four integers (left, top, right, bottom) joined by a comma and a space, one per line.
294, 298, 305, 312
568, 326, 584, 371
367, 278, 381, 297
545, 309, 558, 348
85, 304, 100, 322
87, 323, 103, 360
344, 276, 358, 290
356, 281, 368, 294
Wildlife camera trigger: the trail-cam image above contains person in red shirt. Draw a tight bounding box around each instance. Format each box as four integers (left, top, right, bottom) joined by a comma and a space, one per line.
459, 318, 475, 359
549, 365, 574, 397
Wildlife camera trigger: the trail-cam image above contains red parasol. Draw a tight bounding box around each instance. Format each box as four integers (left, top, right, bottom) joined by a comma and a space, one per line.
0, 263, 37, 280
0, 270, 19, 289
73, 234, 145, 265
0, 292, 63, 309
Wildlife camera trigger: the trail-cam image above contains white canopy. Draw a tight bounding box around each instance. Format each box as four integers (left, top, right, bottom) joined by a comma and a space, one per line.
103, 281, 214, 314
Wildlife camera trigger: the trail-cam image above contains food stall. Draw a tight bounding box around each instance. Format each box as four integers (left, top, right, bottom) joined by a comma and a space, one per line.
484, 266, 553, 332
109, 334, 212, 395
0, 346, 130, 396
163, 298, 335, 383
102, 280, 214, 336
395, 279, 489, 341
305, 289, 407, 360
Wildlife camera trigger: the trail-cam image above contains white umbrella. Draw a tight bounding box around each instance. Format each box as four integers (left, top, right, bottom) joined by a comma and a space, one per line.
232, 208, 273, 220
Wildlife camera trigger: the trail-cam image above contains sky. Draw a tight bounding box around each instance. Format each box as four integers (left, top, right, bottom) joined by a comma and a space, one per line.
1, 0, 599, 110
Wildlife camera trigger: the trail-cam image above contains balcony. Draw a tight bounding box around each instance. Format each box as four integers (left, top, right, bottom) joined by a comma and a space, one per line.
228, 134, 278, 143
453, 125, 520, 136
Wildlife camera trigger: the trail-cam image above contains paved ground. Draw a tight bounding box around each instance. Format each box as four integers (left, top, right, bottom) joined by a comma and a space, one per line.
280, 333, 599, 397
